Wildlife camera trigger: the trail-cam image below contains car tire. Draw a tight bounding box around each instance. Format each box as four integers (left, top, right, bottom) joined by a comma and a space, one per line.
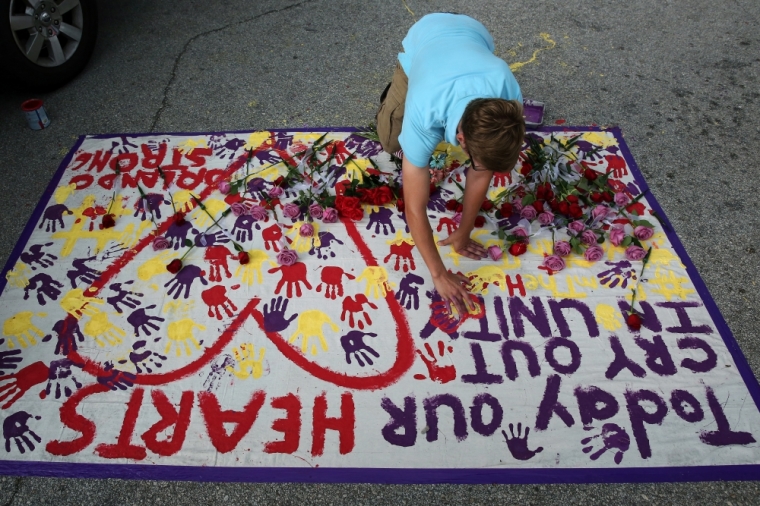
0, 0, 97, 92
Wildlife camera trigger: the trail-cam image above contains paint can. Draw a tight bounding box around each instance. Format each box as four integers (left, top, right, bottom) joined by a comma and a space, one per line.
21, 99, 51, 130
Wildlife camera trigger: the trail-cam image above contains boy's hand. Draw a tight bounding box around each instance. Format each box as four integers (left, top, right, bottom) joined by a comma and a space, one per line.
431, 271, 474, 318
438, 228, 487, 260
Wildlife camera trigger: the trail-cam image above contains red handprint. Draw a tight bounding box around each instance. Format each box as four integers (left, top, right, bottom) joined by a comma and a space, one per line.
0, 361, 48, 409
262, 224, 287, 252
420, 292, 486, 339
80, 205, 107, 231
267, 262, 312, 298
341, 294, 378, 330
383, 241, 416, 272
492, 171, 512, 187
604, 154, 628, 178
316, 266, 355, 300
414, 341, 456, 384
436, 216, 458, 235
204, 245, 233, 282
201, 285, 239, 320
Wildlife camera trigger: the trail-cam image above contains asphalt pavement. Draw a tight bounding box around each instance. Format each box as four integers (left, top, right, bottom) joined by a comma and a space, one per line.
0, 0, 759, 503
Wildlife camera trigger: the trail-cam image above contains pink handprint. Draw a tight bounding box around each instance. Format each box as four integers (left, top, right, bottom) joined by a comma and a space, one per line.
383, 241, 416, 272
340, 294, 378, 330
414, 341, 456, 384
204, 245, 233, 282
201, 285, 239, 320
317, 266, 355, 300
267, 262, 312, 298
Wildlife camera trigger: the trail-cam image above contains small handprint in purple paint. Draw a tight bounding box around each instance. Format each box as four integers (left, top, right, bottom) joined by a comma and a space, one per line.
38, 204, 73, 233
502, 423, 543, 461
3, 411, 41, 454
427, 187, 454, 212
127, 340, 167, 374
232, 214, 257, 242
344, 134, 383, 157
395, 273, 424, 310
203, 354, 235, 392
581, 423, 630, 464
340, 330, 379, 367
66, 256, 101, 288
20, 243, 57, 270
164, 265, 208, 300
262, 296, 298, 333
134, 193, 169, 220
165, 220, 195, 250
0, 340, 21, 376
45, 358, 83, 399
212, 137, 246, 159
97, 362, 136, 391
191, 229, 230, 248
597, 261, 637, 289
366, 207, 396, 235
42, 317, 84, 356
106, 280, 143, 313
23, 273, 64, 305
309, 232, 345, 260
127, 305, 165, 337
246, 177, 269, 199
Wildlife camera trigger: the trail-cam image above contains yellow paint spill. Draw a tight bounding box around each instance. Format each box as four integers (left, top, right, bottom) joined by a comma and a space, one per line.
509, 33, 556, 72
401, 0, 415, 18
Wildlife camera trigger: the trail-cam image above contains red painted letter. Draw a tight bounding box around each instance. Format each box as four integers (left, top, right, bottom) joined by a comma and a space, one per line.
198, 390, 266, 453
264, 394, 301, 454
141, 389, 194, 457
311, 392, 355, 456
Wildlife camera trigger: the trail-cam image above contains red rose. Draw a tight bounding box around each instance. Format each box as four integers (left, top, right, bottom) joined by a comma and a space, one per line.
569, 203, 583, 219
590, 192, 603, 203
601, 191, 613, 203
499, 202, 513, 217
357, 187, 374, 204
474, 216, 486, 228
238, 251, 250, 265
549, 199, 559, 212
445, 199, 459, 211
566, 195, 579, 204
174, 212, 186, 225
429, 183, 437, 195
627, 313, 642, 331
508, 242, 528, 256
532, 201, 544, 213
373, 186, 393, 206
558, 201, 570, 215
481, 200, 494, 211
101, 214, 116, 229
335, 195, 364, 221
396, 198, 405, 212
166, 259, 183, 274
455, 203, 464, 213
519, 163, 533, 176
584, 168, 598, 181
334, 180, 350, 196
273, 176, 286, 187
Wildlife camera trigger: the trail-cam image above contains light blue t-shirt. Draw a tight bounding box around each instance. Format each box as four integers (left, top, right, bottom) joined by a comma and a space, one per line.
397, 13, 522, 168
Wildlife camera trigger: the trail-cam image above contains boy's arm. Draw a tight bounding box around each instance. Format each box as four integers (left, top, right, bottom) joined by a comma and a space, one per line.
437, 168, 492, 257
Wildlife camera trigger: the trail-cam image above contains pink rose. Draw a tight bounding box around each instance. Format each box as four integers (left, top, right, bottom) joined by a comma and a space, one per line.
322, 207, 338, 223
152, 236, 170, 251
217, 180, 231, 194
488, 245, 503, 261
269, 186, 283, 198
512, 198, 524, 212
581, 230, 598, 246
453, 212, 462, 226
283, 203, 301, 220
568, 220, 585, 235
584, 245, 604, 262
231, 202, 250, 217
520, 205, 537, 220
625, 245, 648, 261
276, 248, 298, 266
512, 227, 528, 238
591, 205, 609, 221
309, 203, 323, 219
538, 211, 555, 226
634, 225, 654, 241
554, 240, 572, 257
299, 223, 314, 237
543, 254, 566, 272
609, 226, 626, 246
249, 205, 267, 221
614, 192, 629, 207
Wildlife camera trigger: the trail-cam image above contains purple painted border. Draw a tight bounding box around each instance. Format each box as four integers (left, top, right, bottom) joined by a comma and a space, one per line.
0, 126, 758, 484
0, 135, 86, 296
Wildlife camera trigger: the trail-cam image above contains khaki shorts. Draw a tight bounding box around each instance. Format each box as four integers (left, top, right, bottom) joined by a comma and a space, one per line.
376, 62, 408, 154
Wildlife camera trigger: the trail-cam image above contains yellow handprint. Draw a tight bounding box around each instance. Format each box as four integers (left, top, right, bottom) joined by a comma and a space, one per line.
173, 190, 199, 213
191, 198, 228, 227
138, 251, 178, 282
244, 131, 272, 152
83, 312, 126, 347
289, 310, 338, 356
176, 138, 208, 154
118, 221, 152, 249
226, 343, 266, 379
595, 303, 623, 331
60, 288, 104, 319
345, 158, 371, 183
356, 266, 394, 299
3, 311, 45, 348
4, 262, 30, 289
53, 183, 77, 204
648, 248, 683, 269
235, 250, 273, 285
166, 318, 205, 356
287, 221, 321, 253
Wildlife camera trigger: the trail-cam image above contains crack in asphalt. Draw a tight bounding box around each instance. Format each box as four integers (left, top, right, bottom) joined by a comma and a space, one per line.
149, 0, 320, 133
1, 477, 22, 506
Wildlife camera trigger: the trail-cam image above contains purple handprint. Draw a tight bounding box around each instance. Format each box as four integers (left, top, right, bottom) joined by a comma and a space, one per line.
42, 317, 85, 356
581, 423, 630, 464
106, 281, 143, 313
427, 187, 454, 212
191, 229, 230, 247
254, 149, 282, 165
97, 362, 136, 391
38, 204, 72, 232
309, 232, 345, 259
211, 136, 246, 159
597, 260, 636, 289
203, 354, 235, 392
262, 296, 298, 332
344, 134, 383, 157
341, 331, 379, 367
45, 358, 83, 399
23, 273, 64, 305
134, 193, 169, 220
246, 177, 269, 199
366, 207, 396, 235
395, 273, 424, 310
66, 256, 101, 288
127, 340, 167, 373
0, 340, 22, 376
20, 243, 57, 270
3, 411, 41, 454
271, 133, 293, 151
232, 214, 256, 242
165, 220, 195, 250
127, 305, 165, 336
502, 423, 543, 461
108, 136, 138, 154
164, 264, 208, 299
